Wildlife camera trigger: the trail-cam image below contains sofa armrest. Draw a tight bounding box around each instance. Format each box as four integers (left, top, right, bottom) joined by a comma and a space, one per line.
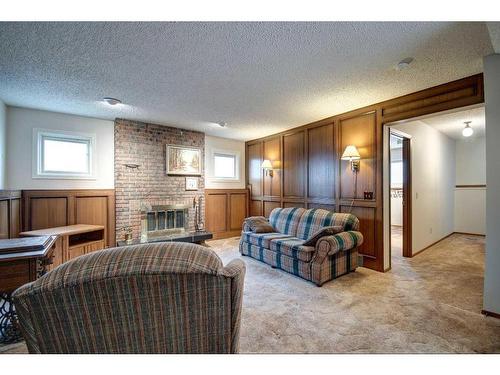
312, 231, 364, 264
222, 259, 246, 353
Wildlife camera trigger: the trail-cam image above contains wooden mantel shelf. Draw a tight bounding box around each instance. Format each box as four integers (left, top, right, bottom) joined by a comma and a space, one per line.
20, 224, 105, 237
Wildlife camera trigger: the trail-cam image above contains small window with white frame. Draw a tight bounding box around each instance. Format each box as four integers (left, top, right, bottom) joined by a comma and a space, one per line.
213, 151, 238, 179
33, 129, 96, 179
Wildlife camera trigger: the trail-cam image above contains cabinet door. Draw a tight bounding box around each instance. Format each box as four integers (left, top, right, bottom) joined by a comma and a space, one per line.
85, 241, 105, 254
68, 244, 86, 260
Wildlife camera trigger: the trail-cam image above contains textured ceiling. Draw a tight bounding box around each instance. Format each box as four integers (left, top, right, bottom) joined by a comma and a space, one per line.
419, 106, 486, 140
0, 22, 495, 140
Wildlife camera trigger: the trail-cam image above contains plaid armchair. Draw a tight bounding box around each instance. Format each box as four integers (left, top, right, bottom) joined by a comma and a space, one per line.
240, 207, 363, 286
12, 242, 245, 354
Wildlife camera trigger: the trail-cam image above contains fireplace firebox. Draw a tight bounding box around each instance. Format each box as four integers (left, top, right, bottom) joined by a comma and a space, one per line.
140, 204, 190, 242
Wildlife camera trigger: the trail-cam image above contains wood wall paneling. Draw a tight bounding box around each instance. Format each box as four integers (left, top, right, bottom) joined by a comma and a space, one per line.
263, 201, 281, 218
30, 197, 68, 230
247, 142, 263, 197
339, 112, 376, 200
284, 201, 305, 208
0, 200, 9, 239
9, 199, 21, 238
75, 196, 109, 246
205, 189, 249, 239
307, 203, 336, 211
283, 131, 305, 198
263, 137, 281, 197
206, 193, 228, 233
22, 190, 116, 247
245, 74, 484, 272
229, 193, 247, 230
249, 200, 263, 217
308, 124, 335, 200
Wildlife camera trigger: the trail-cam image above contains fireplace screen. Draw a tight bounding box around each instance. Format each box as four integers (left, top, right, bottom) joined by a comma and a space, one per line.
141, 204, 190, 241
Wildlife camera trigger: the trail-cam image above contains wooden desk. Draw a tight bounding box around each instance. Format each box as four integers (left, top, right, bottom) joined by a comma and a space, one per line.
0, 235, 57, 344
20, 224, 106, 271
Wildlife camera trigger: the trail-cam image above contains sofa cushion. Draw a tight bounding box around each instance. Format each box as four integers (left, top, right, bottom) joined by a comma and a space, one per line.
269, 237, 315, 262
268, 207, 306, 236
296, 209, 360, 240
241, 232, 293, 248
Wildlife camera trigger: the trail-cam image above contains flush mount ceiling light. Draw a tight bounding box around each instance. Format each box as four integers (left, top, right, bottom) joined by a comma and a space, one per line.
462, 121, 474, 137
217, 121, 227, 128
103, 97, 122, 106
396, 57, 414, 71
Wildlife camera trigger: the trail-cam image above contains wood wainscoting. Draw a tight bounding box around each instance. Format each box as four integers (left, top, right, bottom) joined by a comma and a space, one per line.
246, 74, 484, 272
205, 189, 249, 239
22, 189, 116, 248
0, 190, 22, 239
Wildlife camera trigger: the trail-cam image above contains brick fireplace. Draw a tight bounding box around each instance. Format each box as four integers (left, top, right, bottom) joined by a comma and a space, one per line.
114, 119, 205, 242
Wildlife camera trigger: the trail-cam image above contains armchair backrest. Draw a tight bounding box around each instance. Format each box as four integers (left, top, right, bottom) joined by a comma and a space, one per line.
12, 242, 245, 354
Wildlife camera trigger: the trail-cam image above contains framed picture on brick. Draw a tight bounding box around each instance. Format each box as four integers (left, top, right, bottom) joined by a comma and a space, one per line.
166, 144, 202, 175
185, 177, 198, 191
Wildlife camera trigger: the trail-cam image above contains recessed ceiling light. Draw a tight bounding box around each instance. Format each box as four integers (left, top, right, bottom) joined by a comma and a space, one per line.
462, 121, 473, 137
217, 121, 227, 128
396, 57, 414, 71
103, 97, 122, 106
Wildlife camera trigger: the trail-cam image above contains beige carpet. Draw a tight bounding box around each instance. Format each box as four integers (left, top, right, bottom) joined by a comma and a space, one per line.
2, 233, 499, 354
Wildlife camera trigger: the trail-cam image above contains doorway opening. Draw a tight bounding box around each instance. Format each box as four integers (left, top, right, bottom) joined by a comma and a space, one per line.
389, 133, 411, 260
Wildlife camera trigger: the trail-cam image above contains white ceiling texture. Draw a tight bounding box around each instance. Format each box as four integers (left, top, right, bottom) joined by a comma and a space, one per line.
0, 22, 496, 140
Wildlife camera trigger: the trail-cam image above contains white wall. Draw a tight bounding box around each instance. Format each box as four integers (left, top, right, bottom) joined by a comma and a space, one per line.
454, 136, 486, 235
204, 135, 246, 189
483, 53, 500, 315
455, 137, 486, 185
391, 121, 456, 254
6, 107, 114, 189
0, 100, 6, 189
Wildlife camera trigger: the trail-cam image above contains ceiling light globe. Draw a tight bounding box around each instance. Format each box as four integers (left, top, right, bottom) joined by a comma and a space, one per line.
462, 125, 473, 137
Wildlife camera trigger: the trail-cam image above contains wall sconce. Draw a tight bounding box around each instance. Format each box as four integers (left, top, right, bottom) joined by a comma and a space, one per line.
341, 145, 361, 172
261, 159, 274, 177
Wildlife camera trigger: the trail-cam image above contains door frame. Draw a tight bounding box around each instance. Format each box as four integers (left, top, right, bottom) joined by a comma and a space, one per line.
389, 131, 412, 259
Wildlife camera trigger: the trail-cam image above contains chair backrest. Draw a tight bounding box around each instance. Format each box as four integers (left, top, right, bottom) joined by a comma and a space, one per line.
268, 207, 306, 236
295, 209, 360, 240
12, 242, 245, 354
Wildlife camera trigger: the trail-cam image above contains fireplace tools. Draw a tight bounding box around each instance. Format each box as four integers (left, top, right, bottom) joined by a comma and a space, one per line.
193, 196, 205, 232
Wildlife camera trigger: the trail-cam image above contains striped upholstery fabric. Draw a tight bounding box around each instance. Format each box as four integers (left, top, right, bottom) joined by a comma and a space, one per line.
241, 231, 293, 248
12, 242, 245, 354
311, 247, 359, 286
296, 209, 359, 240
240, 242, 312, 281
268, 207, 306, 236
240, 207, 363, 286
269, 237, 315, 262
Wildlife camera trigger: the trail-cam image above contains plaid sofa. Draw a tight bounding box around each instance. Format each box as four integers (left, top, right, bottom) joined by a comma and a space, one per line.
239, 207, 363, 286
12, 242, 245, 354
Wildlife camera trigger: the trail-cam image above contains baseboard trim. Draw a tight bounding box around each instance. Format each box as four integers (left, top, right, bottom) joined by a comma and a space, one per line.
481, 309, 500, 319
411, 232, 454, 257
453, 231, 485, 237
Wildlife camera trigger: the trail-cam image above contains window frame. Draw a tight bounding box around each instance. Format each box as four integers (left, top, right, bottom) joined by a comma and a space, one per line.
211, 149, 240, 181
32, 128, 97, 180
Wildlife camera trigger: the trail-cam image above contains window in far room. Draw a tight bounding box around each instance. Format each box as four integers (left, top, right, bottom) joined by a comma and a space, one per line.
33, 129, 96, 179
213, 152, 237, 179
